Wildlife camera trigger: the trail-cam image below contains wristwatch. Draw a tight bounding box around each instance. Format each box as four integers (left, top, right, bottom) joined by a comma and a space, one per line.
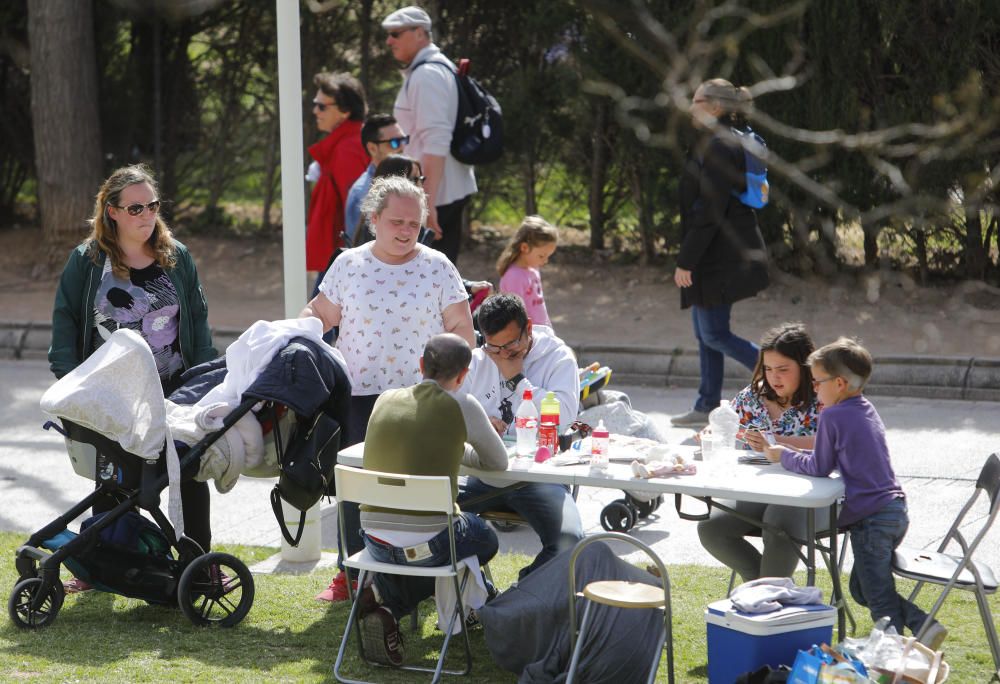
504, 373, 524, 392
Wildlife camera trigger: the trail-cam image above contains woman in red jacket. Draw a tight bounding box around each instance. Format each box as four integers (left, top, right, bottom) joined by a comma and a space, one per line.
306, 72, 369, 280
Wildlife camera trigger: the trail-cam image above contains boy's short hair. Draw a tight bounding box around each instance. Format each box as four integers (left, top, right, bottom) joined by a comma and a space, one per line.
808, 337, 872, 392
422, 334, 471, 381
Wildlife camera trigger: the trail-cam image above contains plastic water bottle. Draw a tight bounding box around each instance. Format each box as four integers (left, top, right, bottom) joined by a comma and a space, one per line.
540, 391, 560, 432
515, 388, 539, 457
709, 400, 740, 451
590, 419, 610, 471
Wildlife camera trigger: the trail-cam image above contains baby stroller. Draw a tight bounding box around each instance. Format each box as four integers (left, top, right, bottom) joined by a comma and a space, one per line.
10, 325, 349, 630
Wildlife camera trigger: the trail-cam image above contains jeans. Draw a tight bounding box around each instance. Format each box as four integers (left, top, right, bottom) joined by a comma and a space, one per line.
458, 477, 584, 579
697, 501, 831, 583
691, 303, 759, 412
848, 498, 930, 635
363, 513, 498, 619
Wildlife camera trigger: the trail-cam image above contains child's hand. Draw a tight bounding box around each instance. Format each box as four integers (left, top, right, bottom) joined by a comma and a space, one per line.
467, 281, 492, 294
764, 445, 784, 463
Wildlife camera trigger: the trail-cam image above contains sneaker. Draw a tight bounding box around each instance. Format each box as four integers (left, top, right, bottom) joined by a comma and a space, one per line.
63, 577, 94, 594
361, 606, 405, 666
670, 409, 711, 427
918, 620, 948, 651
465, 608, 482, 630
315, 571, 356, 602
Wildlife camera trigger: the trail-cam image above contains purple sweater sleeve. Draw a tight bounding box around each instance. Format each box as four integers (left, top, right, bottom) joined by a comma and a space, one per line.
780, 395, 904, 527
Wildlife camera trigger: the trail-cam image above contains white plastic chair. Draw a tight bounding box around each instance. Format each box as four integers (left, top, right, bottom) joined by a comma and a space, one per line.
892, 452, 1000, 679
332, 465, 475, 684
566, 532, 674, 684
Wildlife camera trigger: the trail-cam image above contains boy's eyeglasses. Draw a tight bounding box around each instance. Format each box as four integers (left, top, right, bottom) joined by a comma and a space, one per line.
481, 327, 526, 354
312, 100, 337, 112
811, 376, 836, 387
375, 136, 410, 150
113, 200, 161, 216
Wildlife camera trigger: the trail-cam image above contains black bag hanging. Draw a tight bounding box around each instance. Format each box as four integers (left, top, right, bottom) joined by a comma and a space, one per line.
269, 408, 341, 547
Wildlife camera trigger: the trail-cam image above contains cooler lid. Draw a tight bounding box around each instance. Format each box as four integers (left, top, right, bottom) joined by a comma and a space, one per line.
706, 598, 836, 635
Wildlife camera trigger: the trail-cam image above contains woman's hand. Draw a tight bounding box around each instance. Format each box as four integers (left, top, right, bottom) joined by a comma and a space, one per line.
743, 429, 769, 452
674, 267, 693, 288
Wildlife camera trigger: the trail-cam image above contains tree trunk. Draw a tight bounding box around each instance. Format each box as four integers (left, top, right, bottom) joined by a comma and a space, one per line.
862, 223, 880, 268
261, 113, 280, 232
913, 229, 928, 285
27, 0, 102, 257
358, 0, 374, 97
523, 155, 537, 216
588, 101, 610, 250
964, 203, 985, 281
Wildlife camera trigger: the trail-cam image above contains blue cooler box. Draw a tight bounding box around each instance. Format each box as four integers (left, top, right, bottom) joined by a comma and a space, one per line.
705, 598, 835, 683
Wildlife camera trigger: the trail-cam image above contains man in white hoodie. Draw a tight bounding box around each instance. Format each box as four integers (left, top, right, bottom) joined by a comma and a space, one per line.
460, 294, 584, 578
382, 5, 476, 264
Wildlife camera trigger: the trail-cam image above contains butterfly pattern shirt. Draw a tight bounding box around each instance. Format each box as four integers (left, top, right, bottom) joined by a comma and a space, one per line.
730, 385, 821, 438
320, 243, 468, 395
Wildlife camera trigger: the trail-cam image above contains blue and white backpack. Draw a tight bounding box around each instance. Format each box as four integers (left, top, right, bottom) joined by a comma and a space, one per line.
731, 127, 769, 209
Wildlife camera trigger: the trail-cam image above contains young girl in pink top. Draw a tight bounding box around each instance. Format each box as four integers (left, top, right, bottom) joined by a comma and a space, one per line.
496, 215, 558, 327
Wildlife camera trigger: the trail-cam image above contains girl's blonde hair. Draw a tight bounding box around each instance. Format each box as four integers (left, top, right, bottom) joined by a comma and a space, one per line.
86, 164, 176, 279
495, 215, 558, 276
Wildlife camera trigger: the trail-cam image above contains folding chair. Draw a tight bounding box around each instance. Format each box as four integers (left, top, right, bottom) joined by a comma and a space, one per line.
892, 453, 1000, 679
566, 532, 674, 684
332, 466, 477, 684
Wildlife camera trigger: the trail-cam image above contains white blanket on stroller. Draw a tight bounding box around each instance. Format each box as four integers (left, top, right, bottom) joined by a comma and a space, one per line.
39, 329, 186, 537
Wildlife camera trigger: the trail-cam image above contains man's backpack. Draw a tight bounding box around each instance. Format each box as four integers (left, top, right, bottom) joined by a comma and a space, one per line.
731, 127, 769, 209
410, 57, 504, 165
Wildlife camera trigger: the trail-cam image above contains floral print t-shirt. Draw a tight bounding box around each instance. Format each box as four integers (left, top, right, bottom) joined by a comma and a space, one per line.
730, 385, 820, 439
91, 259, 182, 382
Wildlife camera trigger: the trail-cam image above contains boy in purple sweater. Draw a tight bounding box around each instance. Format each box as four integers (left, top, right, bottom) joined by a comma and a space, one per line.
764, 337, 947, 649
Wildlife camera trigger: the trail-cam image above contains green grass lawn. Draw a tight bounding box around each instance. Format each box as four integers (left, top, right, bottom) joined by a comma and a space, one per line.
0, 532, 996, 682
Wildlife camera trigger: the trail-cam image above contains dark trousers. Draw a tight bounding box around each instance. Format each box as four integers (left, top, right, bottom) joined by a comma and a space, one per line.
93, 478, 212, 553
337, 393, 380, 575
432, 196, 470, 265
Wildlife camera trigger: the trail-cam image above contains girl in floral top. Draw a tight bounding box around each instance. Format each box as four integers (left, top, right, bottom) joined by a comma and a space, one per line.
698, 323, 829, 582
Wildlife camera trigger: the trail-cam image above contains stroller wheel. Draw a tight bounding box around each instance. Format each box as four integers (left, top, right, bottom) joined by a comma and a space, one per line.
628, 494, 661, 519
177, 552, 254, 627
600, 500, 636, 533
8, 577, 64, 629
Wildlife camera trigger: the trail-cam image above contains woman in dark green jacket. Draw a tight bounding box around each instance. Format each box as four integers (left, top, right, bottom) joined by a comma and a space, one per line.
49, 164, 217, 592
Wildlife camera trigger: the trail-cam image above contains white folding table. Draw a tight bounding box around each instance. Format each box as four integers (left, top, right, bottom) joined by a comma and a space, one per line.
337, 441, 848, 638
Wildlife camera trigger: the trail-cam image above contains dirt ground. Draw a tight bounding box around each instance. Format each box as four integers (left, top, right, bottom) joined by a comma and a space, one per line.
3, 223, 1000, 357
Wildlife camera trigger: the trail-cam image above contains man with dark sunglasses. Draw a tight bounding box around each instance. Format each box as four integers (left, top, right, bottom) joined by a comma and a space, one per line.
344, 113, 408, 247
382, 5, 476, 265
458, 294, 584, 579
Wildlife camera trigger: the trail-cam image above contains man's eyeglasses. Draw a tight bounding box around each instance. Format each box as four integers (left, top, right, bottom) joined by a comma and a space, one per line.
112, 200, 161, 217
375, 135, 410, 150
811, 376, 836, 388
312, 100, 338, 112
410, 174, 426, 184
387, 27, 417, 39
482, 327, 526, 354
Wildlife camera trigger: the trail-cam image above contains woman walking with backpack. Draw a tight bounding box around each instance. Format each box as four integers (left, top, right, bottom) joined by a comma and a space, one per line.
671, 79, 770, 428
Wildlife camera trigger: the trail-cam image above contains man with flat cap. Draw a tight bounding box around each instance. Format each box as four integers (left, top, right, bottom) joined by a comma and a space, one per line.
382, 5, 475, 265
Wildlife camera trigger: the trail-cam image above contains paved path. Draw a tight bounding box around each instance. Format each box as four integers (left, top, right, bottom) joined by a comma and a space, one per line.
3, 359, 998, 577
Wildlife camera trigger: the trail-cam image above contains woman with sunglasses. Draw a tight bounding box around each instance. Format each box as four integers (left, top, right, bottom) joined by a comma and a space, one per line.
306, 72, 369, 281
49, 163, 217, 592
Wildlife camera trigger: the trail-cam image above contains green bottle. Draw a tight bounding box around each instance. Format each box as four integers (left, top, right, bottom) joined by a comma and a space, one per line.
540, 391, 560, 432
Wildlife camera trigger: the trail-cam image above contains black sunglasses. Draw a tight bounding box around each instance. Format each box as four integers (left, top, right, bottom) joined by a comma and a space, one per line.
112, 200, 161, 217
410, 174, 426, 183
387, 27, 417, 39
312, 100, 338, 112
375, 135, 410, 150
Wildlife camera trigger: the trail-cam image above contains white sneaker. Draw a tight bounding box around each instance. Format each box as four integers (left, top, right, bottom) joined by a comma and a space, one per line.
918, 620, 948, 651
